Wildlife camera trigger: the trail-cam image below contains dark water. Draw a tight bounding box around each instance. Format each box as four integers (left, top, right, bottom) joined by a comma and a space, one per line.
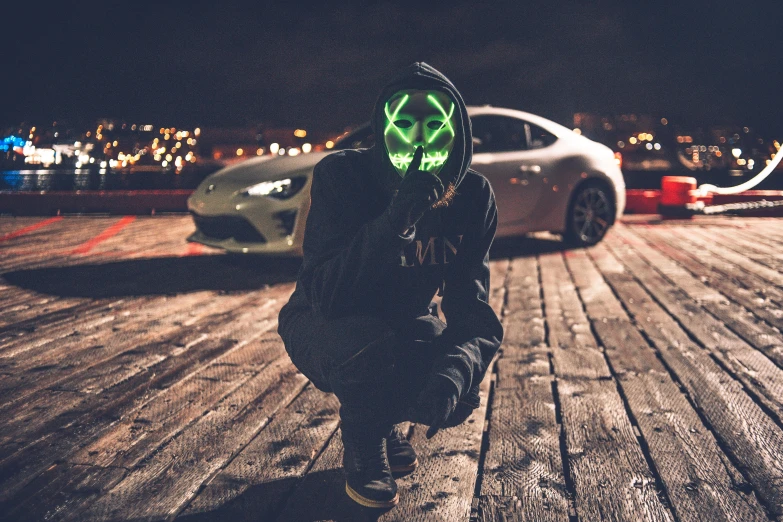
0, 165, 221, 192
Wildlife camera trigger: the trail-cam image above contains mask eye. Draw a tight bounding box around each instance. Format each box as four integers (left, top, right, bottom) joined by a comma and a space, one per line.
427, 120, 444, 130
394, 119, 413, 129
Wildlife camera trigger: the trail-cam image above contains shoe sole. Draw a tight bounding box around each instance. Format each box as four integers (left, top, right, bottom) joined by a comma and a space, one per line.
345, 483, 400, 508
389, 458, 418, 474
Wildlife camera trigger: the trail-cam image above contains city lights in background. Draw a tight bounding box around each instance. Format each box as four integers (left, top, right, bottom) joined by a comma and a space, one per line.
1, 122, 338, 173
5, 114, 777, 180
0, 121, 203, 173
572, 112, 779, 175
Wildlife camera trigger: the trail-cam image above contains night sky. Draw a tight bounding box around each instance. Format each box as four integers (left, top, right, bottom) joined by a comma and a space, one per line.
5, 0, 782, 136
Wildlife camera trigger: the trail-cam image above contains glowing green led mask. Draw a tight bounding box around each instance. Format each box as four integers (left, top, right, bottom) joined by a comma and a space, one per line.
383, 89, 457, 177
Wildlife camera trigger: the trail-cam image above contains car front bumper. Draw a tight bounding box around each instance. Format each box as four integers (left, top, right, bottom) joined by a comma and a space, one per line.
186, 184, 309, 256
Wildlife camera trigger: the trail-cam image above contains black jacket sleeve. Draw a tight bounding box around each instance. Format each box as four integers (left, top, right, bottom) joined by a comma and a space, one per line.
431, 179, 504, 400
298, 154, 415, 319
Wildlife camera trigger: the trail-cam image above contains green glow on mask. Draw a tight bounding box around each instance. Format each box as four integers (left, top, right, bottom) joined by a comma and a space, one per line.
425, 95, 455, 144
383, 89, 458, 177
389, 151, 449, 171
384, 95, 411, 144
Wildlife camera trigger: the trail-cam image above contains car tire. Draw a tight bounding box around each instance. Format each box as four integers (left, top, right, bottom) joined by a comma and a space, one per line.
564, 181, 615, 247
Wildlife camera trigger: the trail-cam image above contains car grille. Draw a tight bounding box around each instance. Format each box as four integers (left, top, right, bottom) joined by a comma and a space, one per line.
273, 209, 297, 236
191, 213, 266, 243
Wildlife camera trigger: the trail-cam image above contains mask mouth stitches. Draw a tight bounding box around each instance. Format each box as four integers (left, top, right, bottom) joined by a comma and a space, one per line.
390, 151, 449, 173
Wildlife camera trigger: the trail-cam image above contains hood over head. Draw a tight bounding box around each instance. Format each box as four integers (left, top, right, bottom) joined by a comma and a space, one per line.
370, 62, 472, 198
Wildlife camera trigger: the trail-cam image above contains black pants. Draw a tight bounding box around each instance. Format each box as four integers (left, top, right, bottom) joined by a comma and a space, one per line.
278, 308, 448, 435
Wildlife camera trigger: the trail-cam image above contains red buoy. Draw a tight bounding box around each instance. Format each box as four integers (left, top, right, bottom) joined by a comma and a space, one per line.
659, 176, 699, 218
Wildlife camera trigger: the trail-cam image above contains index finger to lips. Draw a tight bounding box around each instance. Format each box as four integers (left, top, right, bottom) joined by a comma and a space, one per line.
406, 146, 424, 176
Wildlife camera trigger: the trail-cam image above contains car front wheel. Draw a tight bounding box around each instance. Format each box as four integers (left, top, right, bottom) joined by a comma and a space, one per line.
564, 182, 615, 247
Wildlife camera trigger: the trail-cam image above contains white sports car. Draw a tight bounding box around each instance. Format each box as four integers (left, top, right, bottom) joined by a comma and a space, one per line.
187, 106, 625, 255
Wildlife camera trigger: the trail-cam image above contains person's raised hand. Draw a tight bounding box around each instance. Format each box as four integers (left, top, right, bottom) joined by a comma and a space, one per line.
387, 146, 444, 235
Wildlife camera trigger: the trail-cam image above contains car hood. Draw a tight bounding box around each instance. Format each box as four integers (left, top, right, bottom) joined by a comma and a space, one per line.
203, 152, 329, 186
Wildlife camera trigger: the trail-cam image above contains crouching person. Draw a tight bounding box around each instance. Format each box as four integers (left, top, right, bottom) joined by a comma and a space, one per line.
277, 62, 503, 509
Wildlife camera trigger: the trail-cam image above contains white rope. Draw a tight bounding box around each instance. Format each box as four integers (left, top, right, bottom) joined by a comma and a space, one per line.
696, 145, 783, 195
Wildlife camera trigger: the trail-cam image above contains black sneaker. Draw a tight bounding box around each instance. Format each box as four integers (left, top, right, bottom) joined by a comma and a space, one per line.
386, 425, 418, 473
342, 428, 399, 508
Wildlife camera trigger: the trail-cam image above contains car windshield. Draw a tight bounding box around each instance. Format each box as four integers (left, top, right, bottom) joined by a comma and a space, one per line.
333, 124, 375, 150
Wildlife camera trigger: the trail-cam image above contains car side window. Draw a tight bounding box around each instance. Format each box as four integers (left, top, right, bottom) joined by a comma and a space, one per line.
471, 115, 529, 153
526, 122, 558, 149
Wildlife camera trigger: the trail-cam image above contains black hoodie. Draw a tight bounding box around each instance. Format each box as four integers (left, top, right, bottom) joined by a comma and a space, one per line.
278, 62, 504, 401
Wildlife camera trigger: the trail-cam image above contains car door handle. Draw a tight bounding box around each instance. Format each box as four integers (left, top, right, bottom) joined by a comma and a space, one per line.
519, 164, 542, 174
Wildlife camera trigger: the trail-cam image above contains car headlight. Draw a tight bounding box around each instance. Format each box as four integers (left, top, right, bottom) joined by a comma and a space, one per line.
241, 177, 306, 199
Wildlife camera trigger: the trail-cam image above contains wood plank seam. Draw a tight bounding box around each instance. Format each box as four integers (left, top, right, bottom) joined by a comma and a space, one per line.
635, 225, 783, 365
561, 252, 679, 518
585, 241, 781, 519
607, 230, 783, 431
170, 382, 340, 522
614, 314, 774, 517
264, 422, 343, 521
470, 258, 511, 522
471, 352, 499, 517
550, 378, 579, 522
0, 301, 284, 504
567, 241, 772, 519
538, 253, 580, 521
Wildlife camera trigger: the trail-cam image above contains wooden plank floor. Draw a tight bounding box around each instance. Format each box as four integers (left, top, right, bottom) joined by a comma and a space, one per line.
0, 214, 782, 521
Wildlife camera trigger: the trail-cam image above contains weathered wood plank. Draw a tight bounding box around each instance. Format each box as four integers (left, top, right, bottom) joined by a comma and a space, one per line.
734, 223, 783, 252
489, 259, 511, 317
0, 296, 286, 501
656, 226, 783, 324
0, 463, 127, 522
0, 217, 56, 236
74, 356, 308, 522
0, 295, 153, 355
558, 378, 674, 521
0, 292, 262, 441
635, 225, 783, 366
0, 296, 107, 333
71, 331, 286, 469
0, 303, 189, 395
0, 218, 124, 272
69, 343, 273, 468
677, 226, 783, 288
588, 242, 783, 517
590, 316, 768, 522
563, 250, 626, 321
610, 225, 783, 423
501, 257, 545, 353
541, 250, 673, 520
539, 253, 610, 380
177, 385, 340, 521
481, 353, 569, 521
478, 252, 570, 521
701, 226, 783, 273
